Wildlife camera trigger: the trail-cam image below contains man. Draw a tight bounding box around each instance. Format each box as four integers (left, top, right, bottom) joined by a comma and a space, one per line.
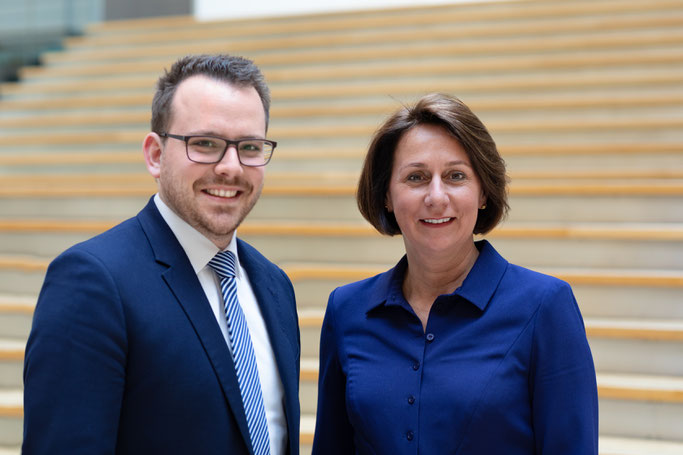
23, 54, 300, 454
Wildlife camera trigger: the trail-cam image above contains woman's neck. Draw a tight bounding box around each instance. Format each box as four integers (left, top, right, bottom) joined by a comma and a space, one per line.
402, 241, 480, 330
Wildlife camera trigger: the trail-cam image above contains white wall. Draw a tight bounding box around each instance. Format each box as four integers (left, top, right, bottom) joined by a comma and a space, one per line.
194, 0, 495, 21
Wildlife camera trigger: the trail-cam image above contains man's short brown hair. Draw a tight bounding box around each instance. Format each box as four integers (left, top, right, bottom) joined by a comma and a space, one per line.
151, 54, 270, 135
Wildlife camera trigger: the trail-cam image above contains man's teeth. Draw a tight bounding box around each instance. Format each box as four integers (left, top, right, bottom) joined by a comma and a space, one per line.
423, 217, 452, 224
206, 189, 237, 198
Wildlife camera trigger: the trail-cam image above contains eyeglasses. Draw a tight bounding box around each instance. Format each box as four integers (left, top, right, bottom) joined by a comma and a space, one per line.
159, 133, 276, 167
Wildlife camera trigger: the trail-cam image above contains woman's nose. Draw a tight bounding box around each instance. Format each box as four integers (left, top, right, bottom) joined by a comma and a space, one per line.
425, 180, 448, 207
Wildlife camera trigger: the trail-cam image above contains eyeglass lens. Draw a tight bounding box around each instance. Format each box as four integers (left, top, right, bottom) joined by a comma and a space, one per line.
187, 136, 273, 165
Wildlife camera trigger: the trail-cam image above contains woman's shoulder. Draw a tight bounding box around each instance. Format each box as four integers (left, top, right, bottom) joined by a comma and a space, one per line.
332, 268, 392, 298
491, 260, 577, 317
505, 262, 571, 291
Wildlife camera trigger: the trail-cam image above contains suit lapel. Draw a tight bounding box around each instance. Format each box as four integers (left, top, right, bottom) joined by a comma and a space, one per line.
137, 200, 255, 454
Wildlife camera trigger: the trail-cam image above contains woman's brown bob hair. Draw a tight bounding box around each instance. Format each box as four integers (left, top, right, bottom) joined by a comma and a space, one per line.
357, 93, 509, 236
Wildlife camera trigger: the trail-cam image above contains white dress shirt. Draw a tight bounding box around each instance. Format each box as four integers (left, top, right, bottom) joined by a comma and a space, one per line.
154, 194, 286, 454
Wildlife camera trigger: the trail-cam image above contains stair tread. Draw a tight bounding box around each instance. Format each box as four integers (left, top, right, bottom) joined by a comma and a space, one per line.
76, 0, 683, 35
4, 92, 683, 127
1, 181, 683, 197
300, 359, 683, 401
26, 29, 683, 75
19, 47, 683, 85
0, 295, 34, 308
0, 143, 681, 167
598, 372, 683, 392
302, 358, 683, 382
3, 171, 683, 185
599, 436, 683, 454
0, 390, 21, 407
301, 309, 683, 335
0, 340, 24, 350
7, 70, 683, 99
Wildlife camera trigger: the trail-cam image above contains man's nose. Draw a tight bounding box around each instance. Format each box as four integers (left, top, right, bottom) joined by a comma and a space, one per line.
214, 144, 243, 175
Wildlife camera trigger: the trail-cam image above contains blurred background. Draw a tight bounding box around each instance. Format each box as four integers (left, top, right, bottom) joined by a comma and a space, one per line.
1, 0, 682, 453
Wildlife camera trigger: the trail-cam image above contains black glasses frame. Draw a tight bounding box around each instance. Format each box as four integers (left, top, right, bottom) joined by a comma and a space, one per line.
159, 132, 276, 167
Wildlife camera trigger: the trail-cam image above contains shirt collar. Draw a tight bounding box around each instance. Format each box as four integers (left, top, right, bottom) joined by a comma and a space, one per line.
365, 239, 507, 314
153, 194, 241, 277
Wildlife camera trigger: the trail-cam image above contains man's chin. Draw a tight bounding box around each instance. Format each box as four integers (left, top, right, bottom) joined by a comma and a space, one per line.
202, 217, 242, 238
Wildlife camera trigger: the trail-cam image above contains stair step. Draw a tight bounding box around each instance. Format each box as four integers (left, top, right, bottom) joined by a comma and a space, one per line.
2, 115, 683, 146
0, 341, 23, 389
34, 11, 683, 66
299, 359, 683, 440
4, 92, 683, 128
302, 359, 683, 403
0, 178, 682, 197
0, 143, 680, 161
1, 143, 681, 176
300, 308, 683, 373
1, 219, 682, 269
41, 10, 683, 65
288, 262, 683, 321
6, 68, 683, 102
22, 28, 683, 81
302, 309, 683, 342
2, 309, 682, 380
0, 192, 681, 224
0, 296, 34, 341
2, 219, 682, 239
19, 44, 683, 83
598, 373, 683, 403
0, 390, 21, 416
599, 436, 683, 455
72, 0, 683, 39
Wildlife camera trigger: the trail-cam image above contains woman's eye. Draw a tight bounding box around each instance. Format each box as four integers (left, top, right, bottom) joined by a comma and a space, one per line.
448, 172, 465, 181
407, 174, 424, 182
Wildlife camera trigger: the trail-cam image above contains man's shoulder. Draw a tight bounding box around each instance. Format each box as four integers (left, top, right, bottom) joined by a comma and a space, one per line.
236, 237, 293, 285
57, 214, 148, 267
236, 237, 277, 269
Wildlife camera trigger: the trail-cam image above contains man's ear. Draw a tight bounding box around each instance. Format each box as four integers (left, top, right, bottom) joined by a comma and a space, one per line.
143, 133, 163, 180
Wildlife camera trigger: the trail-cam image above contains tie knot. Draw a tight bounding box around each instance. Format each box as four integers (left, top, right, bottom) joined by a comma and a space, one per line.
208, 250, 237, 279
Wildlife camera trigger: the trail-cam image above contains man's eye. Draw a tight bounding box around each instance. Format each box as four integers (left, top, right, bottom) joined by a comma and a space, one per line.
240, 143, 262, 152
191, 139, 220, 149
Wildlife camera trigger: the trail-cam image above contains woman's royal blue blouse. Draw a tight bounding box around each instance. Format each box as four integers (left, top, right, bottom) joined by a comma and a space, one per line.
312, 240, 598, 455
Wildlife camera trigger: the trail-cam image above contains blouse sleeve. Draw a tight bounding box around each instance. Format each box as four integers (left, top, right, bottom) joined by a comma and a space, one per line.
531, 280, 599, 454
311, 288, 355, 454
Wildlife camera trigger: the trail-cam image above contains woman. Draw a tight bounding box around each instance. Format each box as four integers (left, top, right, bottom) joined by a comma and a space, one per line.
312, 93, 598, 454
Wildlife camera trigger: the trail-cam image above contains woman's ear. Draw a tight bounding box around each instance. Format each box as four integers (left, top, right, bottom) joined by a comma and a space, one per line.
385, 192, 393, 212
479, 190, 487, 210
143, 133, 163, 180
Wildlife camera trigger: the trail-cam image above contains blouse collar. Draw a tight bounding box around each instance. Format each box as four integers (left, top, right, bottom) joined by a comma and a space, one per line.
366, 240, 508, 314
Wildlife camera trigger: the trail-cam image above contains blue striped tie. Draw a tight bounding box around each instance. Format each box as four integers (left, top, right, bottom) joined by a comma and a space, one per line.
209, 251, 270, 455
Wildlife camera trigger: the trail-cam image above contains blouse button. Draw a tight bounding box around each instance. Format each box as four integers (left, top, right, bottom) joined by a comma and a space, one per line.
407, 396, 415, 405
406, 430, 414, 441
426, 333, 435, 342
412, 362, 420, 371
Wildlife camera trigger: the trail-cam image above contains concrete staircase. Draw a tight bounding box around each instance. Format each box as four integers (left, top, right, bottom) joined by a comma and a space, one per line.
1, 0, 683, 453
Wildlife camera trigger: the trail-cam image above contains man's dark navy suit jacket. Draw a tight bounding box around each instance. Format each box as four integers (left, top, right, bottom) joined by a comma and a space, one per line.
23, 198, 300, 454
